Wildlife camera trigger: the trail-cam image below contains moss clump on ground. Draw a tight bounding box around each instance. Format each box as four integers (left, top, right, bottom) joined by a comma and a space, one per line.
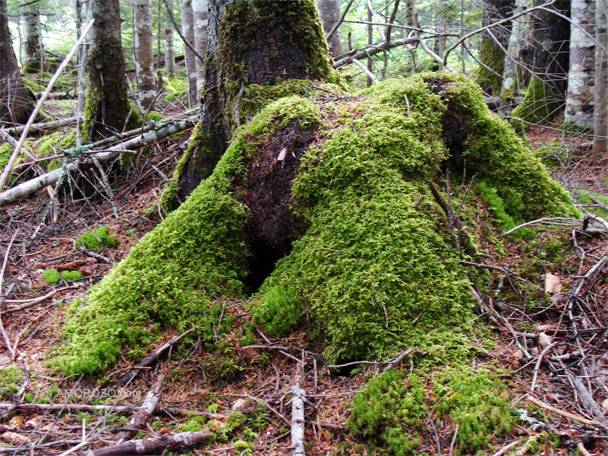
349, 366, 515, 455
55, 73, 577, 375
75, 226, 118, 252
43, 269, 84, 285
0, 143, 15, 172
0, 366, 24, 395
511, 76, 564, 124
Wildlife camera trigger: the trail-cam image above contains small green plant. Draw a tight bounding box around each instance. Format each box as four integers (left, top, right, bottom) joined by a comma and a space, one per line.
253, 286, 303, 337
76, 226, 118, 252
43, 269, 61, 285
43, 269, 84, 284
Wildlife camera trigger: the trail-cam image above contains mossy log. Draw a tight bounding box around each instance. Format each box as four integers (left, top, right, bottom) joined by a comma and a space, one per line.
54, 73, 579, 376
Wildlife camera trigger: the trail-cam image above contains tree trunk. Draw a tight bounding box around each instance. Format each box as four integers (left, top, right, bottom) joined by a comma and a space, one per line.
134, 0, 156, 110
84, 0, 133, 139
316, 0, 341, 57
179, 0, 198, 107
511, 0, 570, 123
565, 0, 596, 128
176, 0, 337, 201
594, 0, 607, 155
164, 0, 176, 79
500, 0, 530, 103
22, 1, 44, 73
191, 0, 208, 98
476, 0, 515, 96
0, 0, 33, 125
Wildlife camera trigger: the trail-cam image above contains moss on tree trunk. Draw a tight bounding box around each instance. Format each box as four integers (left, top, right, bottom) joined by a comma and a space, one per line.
174, 0, 340, 204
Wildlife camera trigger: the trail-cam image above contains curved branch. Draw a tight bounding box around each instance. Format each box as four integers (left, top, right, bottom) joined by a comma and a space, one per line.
334, 36, 419, 68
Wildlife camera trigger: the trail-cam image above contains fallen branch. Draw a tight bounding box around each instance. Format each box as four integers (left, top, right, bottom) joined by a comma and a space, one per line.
0, 19, 95, 191
115, 374, 164, 443
504, 217, 588, 235
82, 431, 213, 456
291, 376, 306, 456
0, 116, 197, 205
527, 396, 598, 426
0, 403, 223, 419
109, 329, 193, 390
334, 37, 419, 68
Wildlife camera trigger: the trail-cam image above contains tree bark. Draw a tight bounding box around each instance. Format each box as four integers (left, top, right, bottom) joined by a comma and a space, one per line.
316, 0, 341, 57
134, 0, 156, 110
511, 0, 570, 123
500, 0, 530, 102
84, 0, 133, 139
22, 1, 44, 72
192, 0, 208, 98
594, 0, 608, 155
0, 0, 33, 125
476, 0, 515, 95
164, 0, 176, 79
179, 0, 198, 107
565, 0, 596, 128
176, 0, 336, 201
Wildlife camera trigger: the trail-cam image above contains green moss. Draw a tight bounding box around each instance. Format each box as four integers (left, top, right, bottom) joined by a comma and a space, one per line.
476, 39, 505, 96
43, 269, 61, 285
76, 226, 118, 252
61, 270, 84, 281
0, 143, 16, 172
511, 76, 564, 124
0, 367, 24, 395
253, 286, 303, 337
55, 73, 577, 375
349, 366, 514, 455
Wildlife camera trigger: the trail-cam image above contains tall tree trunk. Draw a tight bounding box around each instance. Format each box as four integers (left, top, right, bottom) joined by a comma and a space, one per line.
476, 0, 515, 96
84, 0, 132, 139
191, 0, 208, 98
0, 0, 33, 124
594, 0, 607, 155
164, 0, 175, 79
176, 0, 337, 201
179, 0, 198, 107
511, 0, 570, 123
22, 1, 44, 72
134, 0, 156, 110
76, 0, 82, 65
500, 0, 530, 103
316, 0, 341, 57
565, 0, 596, 128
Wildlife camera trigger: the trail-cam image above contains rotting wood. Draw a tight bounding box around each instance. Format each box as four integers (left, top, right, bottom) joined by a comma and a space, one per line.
81, 430, 213, 456
115, 374, 164, 443
0, 116, 197, 205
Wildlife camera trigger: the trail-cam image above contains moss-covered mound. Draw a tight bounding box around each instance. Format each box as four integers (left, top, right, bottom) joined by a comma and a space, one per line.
53, 72, 578, 375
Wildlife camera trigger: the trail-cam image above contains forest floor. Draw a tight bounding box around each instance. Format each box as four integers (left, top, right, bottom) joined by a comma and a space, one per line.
2, 82, 608, 455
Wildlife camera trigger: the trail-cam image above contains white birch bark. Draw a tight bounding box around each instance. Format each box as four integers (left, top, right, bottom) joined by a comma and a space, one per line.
134, 0, 156, 110
594, 0, 608, 154
180, 0, 198, 106
192, 0, 208, 96
316, 0, 341, 57
501, 0, 530, 101
164, 0, 176, 79
565, 0, 596, 128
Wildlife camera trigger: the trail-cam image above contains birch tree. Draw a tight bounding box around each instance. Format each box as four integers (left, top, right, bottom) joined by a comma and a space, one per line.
0, 0, 33, 124
134, 0, 156, 110
180, 0, 198, 106
500, 0, 529, 103
565, 0, 596, 128
192, 0, 208, 97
